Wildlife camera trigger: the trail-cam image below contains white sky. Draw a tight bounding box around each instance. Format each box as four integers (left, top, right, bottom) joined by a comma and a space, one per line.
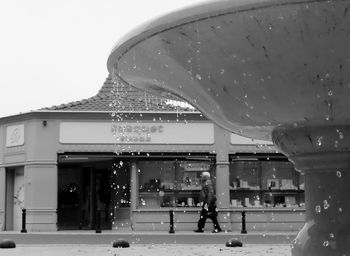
0, 0, 205, 118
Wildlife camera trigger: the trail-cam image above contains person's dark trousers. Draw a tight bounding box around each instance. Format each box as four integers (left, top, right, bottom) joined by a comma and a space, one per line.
197, 204, 222, 232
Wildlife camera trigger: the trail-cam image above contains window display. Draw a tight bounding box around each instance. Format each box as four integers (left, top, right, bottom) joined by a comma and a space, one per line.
229, 154, 305, 208
137, 159, 215, 208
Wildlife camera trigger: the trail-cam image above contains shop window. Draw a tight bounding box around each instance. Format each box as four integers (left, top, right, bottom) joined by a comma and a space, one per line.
229, 154, 305, 208
137, 159, 215, 208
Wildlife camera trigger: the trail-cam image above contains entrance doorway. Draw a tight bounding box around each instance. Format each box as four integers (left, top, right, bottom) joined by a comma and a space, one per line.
13, 168, 24, 231
5, 167, 25, 231
57, 155, 131, 230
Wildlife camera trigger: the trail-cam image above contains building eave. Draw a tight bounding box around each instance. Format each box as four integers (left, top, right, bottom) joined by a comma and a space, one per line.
0, 110, 205, 125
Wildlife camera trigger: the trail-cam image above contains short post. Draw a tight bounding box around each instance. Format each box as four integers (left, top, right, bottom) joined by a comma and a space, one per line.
241, 210, 247, 234
169, 209, 175, 233
95, 209, 101, 233
21, 208, 27, 233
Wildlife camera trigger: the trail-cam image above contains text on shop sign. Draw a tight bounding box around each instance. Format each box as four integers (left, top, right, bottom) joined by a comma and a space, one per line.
111, 124, 164, 143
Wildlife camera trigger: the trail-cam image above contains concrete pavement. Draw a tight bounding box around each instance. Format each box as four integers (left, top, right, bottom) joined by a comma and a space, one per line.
0, 244, 292, 256
0, 230, 296, 245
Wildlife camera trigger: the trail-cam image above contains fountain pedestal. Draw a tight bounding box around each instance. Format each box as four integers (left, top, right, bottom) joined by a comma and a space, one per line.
273, 125, 350, 255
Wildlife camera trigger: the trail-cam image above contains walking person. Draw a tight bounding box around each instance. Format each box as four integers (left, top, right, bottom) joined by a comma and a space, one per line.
194, 171, 222, 233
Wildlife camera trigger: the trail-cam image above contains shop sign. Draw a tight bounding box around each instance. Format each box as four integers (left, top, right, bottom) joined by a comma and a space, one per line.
59, 122, 214, 144
230, 133, 272, 145
6, 124, 24, 147
183, 162, 211, 171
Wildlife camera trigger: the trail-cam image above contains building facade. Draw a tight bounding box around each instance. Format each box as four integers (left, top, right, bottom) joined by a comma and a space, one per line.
0, 77, 305, 232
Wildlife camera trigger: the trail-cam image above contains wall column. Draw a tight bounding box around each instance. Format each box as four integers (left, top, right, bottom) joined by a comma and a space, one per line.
214, 124, 230, 209
213, 124, 231, 231
215, 162, 230, 209
130, 160, 138, 210
130, 159, 138, 230
0, 167, 5, 230
25, 163, 57, 231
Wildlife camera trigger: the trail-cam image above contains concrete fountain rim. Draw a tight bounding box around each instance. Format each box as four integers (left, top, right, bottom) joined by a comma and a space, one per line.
107, 0, 324, 73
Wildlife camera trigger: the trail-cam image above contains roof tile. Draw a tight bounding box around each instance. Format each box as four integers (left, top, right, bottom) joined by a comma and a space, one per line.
41, 75, 198, 113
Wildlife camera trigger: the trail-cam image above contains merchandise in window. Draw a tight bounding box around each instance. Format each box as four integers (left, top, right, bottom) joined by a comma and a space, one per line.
229, 154, 305, 208
137, 159, 215, 208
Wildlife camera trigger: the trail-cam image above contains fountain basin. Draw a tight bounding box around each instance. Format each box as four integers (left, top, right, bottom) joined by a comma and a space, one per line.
108, 0, 350, 141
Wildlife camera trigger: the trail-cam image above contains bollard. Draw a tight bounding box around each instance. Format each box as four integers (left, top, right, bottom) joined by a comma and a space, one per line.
226, 238, 243, 247
241, 210, 247, 234
0, 239, 16, 249
112, 239, 130, 248
21, 208, 27, 233
169, 209, 175, 233
95, 209, 101, 233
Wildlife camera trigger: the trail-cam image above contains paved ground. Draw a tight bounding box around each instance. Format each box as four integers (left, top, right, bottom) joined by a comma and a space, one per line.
0, 230, 297, 245
1, 244, 291, 256
0, 231, 295, 255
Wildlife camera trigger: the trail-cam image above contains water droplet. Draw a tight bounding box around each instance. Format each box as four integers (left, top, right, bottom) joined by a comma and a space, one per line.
339, 207, 343, 212
316, 136, 323, 147
337, 129, 344, 140
337, 171, 342, 178
334, 140, 339, 148
323, 241, 329, 247
324, 200, 330, 210
315, 205, 321, 213
220, 69, 225, 74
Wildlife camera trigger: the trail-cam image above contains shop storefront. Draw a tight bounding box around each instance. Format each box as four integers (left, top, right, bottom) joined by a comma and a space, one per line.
0, 78, 305, 232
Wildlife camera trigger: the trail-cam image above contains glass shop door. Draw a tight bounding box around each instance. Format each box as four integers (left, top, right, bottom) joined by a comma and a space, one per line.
57, 159, 131, 230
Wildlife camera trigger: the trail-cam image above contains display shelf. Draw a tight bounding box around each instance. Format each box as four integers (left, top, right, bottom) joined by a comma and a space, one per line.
230, 188, 260, 191
139, 189, 202, 208
262, 189, 304, 193
139, 189, 201, 193
230, 189, 304, 192
230, 188, 305, 208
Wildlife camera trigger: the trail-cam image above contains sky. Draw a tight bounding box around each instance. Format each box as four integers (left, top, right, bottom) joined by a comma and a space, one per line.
0, 0, 205, 118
